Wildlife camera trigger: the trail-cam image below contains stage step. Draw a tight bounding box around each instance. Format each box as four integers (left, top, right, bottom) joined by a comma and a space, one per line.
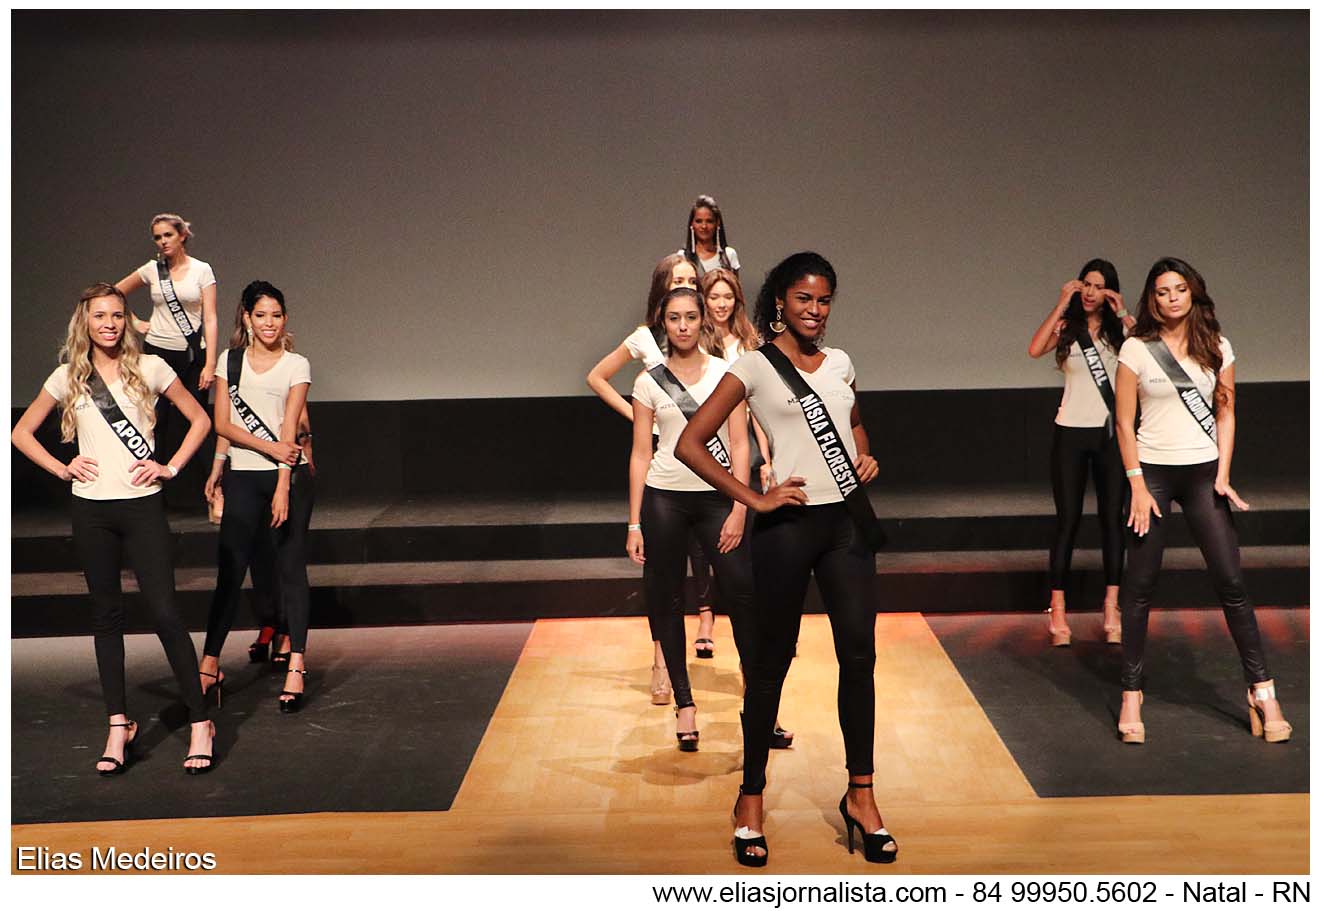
10, 485, 1308, 572
11, 546, 1308, 637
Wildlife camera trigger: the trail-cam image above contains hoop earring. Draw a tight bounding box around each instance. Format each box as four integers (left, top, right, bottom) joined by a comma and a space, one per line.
770, 305, 786, 335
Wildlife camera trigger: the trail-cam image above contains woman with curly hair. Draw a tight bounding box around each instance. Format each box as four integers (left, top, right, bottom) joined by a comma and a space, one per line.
1113, 257, 1291, 745
11, 283, 215, 774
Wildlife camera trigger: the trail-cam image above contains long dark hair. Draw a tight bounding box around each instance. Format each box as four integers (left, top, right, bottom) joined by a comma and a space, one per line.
231, 280, 294, 351
752, 251, 837, 343
1055, 258, 1125, 368
682, 194, 733, 273
648, 287, 709, 356
1133, 257, 1227, 409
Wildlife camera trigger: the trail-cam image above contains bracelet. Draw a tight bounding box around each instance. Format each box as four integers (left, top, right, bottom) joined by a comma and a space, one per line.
166, 464, 179, 478
213, 452, 228, 462
1115, 308, 1130, 319
1125, 468, 1143, 478
627, 523, 641, 531
278, 463, 293, 471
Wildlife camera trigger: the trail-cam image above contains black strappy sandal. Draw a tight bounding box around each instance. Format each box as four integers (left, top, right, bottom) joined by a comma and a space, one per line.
184, 720, 216, 776
96, 720, 138, 776
694, 606, 715, 658
199, 669, 224, 708
732, 787, 768, 867
675, 703, 699, 752
839, 782, 898, 863
279, 667, 308, 713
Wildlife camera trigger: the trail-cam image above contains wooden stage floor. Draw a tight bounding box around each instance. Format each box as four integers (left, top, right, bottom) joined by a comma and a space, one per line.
11, 615, 1307, 874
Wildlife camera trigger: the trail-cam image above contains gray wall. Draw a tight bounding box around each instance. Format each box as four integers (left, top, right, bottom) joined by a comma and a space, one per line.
12, 11, 1307, 403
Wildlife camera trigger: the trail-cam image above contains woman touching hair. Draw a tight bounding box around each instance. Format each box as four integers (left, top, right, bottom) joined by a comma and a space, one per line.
11, 283, 215, 774
677, 252, 892, 867
198, 280, 316, 714
1027, 259, 1134, 645
1113, 258, 1290, 745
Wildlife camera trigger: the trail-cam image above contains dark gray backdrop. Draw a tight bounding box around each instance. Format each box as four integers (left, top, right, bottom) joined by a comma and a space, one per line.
11, 11, 1308, 403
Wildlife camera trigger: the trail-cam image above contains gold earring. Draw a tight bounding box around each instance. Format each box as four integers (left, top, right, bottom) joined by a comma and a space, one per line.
770, 305, 786, 334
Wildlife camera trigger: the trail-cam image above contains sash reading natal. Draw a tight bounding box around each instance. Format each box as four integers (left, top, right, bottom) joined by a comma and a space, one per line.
1076, 330, 1117, 437
1143, 339, 1218, 443
758, 345, 887, 551
646, 364, 731, 469
85, 368, 153, 460
157, 256, 204, 364
227, 348, 283, 464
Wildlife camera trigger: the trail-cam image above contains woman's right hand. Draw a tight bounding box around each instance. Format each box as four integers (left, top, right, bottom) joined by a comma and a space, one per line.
62, 455, 98, 483
754, 476, 808, 513
626, 528, 645, 565
1127, 484, 1163, 537
267, 441, 301, 466
204, 464, 224, 501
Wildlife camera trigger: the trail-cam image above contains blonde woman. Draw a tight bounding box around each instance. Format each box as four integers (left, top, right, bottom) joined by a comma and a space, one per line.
11, 283, 215, 774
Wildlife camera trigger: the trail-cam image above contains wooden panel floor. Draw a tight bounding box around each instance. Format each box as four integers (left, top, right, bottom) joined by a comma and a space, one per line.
11, 615, 1308, 874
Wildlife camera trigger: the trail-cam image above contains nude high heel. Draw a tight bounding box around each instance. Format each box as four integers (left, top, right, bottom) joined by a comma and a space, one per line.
1247, 682, 1292, 743
650, 664, 672, 705
1117, 690, 1144, 744
1102, 603, 1122, 645
1047, 604, 1072, 647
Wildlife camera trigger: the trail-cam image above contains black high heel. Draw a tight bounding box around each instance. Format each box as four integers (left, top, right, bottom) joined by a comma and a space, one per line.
96, 720, 138, 776
675, 703, 699, 752
199, 669, 224, 708
732, 787, 768, 867
838, 782, 898, 864
279, 667, 308, 713
270, 635, 291, 670
740, 712, 795, 750
248, 626, 276, 663
184, 720, 216, 776
694, 606, 715, 659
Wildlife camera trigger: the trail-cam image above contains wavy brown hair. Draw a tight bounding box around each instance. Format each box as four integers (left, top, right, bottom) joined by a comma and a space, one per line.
58, 284, 155, 442
229, 280, 295, 352
700, 268, 759, 358
1132, 257, 1228, 410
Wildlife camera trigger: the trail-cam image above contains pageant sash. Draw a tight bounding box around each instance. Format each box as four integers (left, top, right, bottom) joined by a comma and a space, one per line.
1076, 331, 1117, 437
86, 368, 153, 460
647, 364, 731, 469
1144, 339, 1218, 443
227, 348, 281, 463
758, 345, 887, 550
157, 256, 203, 363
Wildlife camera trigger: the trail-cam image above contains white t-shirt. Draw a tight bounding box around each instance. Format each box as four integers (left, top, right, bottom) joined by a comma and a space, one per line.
1055, 337, 1121, 428
697, 246, 741, 276
1117, 336, 1234, 465
633, 356, 731, 492
727, 346, 858, 505
215, 347, 312, 472
42, 355, 178, 501
136, 256, 217, 352
622, 325, 664, 369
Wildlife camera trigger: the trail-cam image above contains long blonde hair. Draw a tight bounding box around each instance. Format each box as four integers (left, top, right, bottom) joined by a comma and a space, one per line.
58, 284, 155, 443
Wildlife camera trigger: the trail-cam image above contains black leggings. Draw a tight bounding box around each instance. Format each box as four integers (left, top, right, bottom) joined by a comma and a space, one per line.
70, 493, 206, 721
742, 503, 876, 794
203, 466, 315, 657
641, 487, 755, 709
1050, 424, 1125, 589
1119, 459, 1270, 690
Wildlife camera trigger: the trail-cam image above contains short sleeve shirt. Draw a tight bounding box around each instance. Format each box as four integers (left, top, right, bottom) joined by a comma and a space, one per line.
42, 354, 178, 500
215, 348, 312, 471
136, 256, 217, 351
1117, 336, 1234, 465
632, 356, 731, 491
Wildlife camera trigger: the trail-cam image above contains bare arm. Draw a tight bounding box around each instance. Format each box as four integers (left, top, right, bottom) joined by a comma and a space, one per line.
676, 374, 807, 512
115, 270, 152, 335
1116, 363, 1161, 536
10, 390, 84, 481
198, 283, 219, 389
848, 383, 879, 484
587, 344, 636, 420
268, 382, 310, 528
1028, 280, 1080, 358
1213, 365, 1249, 509
717, 400, 751, 552
625, 397, 654, 564
129, 378, 212, 486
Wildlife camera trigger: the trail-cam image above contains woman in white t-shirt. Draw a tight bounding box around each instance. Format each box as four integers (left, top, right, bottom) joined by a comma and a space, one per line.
115, 213, 219, 498
1027, 258, 1135, 646
676, 252, 893, 867
11, 283, 216, 775
1114, 257, 1290, 745
681, 194, 741, 278
587, 253, 713, 701
198, 281, 315, 714
627, 287, 751, 750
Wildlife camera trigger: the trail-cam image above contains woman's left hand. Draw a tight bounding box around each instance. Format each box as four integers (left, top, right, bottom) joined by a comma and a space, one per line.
271, 487, 290, 527
1103, 289, 1126, 314
718, 509, 745, 554
853, 453, 879, 485
198, 365, 216, 391
129, 459, 172, 486
1215, 477, 1251, 511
